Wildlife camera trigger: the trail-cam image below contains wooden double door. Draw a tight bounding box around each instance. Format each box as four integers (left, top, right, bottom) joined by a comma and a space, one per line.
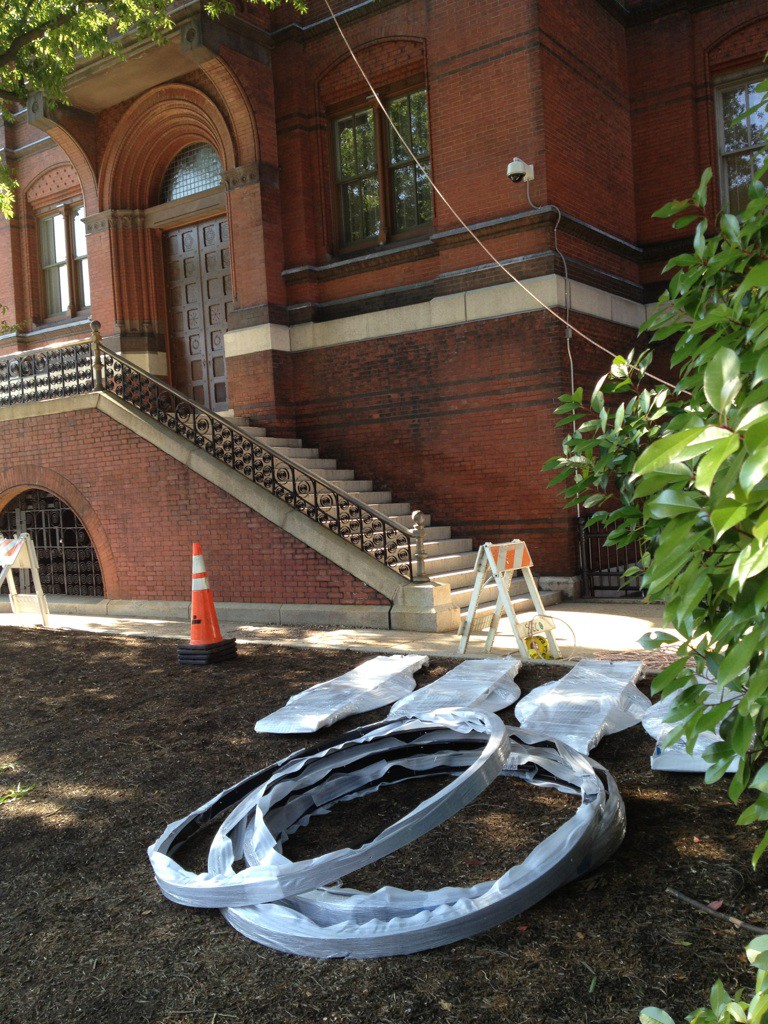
164, 216, 232, 412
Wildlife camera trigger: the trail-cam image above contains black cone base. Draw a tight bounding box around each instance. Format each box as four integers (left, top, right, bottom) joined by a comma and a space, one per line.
177, 637, 238, 666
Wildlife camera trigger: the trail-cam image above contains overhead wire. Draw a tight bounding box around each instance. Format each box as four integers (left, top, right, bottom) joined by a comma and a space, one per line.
321, 0, 686, 396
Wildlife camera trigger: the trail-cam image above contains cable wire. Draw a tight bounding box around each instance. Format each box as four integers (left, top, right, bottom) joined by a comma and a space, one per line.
321, 0, 685, 395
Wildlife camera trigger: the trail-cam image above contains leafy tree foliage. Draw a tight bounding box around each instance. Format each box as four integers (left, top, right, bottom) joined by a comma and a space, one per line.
0, 0, 304, 217
546, 89, 768, 866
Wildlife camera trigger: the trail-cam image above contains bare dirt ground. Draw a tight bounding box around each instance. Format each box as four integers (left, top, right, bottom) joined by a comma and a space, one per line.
1, 627, 766, 1024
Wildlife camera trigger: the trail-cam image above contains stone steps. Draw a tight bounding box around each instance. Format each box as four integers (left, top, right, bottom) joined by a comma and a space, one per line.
222, 412, 562, 620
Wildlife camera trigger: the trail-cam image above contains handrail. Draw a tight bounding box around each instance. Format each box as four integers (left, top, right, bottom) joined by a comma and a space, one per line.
0, 339, 414, 579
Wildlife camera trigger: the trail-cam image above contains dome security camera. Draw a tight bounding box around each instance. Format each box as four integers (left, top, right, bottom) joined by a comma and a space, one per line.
506, 157, 534, 183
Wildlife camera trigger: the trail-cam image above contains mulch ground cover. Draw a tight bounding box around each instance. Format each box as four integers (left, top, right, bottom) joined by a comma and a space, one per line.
1, 627, 766, 1024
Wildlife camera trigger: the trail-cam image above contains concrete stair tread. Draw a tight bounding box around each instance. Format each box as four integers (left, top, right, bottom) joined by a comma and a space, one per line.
422, 538, 473, 556
349, 490, 392, 504
445, 578, 531, 608
422, 552, 479, 575
270, 446, 321, 459
457, 589, 563, 620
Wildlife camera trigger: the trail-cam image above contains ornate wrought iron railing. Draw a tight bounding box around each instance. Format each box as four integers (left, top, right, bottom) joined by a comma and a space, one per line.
0, 339, 414, 580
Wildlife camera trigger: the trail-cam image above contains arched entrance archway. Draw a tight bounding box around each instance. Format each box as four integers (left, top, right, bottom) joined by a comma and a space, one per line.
0, 490, 104, 596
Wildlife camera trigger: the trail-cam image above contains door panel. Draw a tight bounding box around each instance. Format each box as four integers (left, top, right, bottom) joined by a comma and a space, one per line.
164, 217, 232, 411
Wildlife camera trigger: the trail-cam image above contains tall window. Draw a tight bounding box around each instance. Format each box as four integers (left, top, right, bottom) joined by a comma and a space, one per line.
334, 88, 432, 248
717, 74, 768, 213
39, 204, 90, 318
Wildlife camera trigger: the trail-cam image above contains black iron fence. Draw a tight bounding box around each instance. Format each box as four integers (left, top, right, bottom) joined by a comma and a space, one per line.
0, 339, 414, 580
577, 514, 645, 598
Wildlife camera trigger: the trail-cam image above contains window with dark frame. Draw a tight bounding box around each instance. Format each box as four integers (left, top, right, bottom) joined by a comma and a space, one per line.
717, 74, 768, 214
333, 87, 432, 248
39, 204, 90, 318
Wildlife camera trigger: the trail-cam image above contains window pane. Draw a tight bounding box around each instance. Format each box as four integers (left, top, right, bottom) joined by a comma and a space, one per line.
393, 165, 417, 232
416, 163, 432, 224
409, 90, 430, 159
341, 181, 363, 241
387, 96, 411, 165
72, 206, 87, 258
44, 268, 63, 316
362, 176, 380, 238
336, 117, 357, 179
77, 258, 91, 308
355, 110, 376, 172
52, 214, 67, 263
39, 216, 55, 267
727, 152, 753, 213
58, 264, 70, 313
748, 82, 768, 146
722, 87, 749, 150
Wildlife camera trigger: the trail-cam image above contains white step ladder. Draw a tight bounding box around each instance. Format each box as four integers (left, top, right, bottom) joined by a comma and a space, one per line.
457, 541, 559, 660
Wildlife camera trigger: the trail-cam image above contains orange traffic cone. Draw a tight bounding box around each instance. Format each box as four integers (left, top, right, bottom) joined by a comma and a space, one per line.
177, 543, 237, 665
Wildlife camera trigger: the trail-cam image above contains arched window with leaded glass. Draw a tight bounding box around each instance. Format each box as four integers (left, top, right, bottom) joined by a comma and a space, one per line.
159, 143, 223, 204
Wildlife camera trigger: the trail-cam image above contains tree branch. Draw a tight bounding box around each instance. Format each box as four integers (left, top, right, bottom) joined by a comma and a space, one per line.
666, 888, 768, 935
0, 2, 106, 69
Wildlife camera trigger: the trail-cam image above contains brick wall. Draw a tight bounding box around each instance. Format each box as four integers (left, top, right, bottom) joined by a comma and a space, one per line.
283, 309, 637, 577
0, 408, 389, 607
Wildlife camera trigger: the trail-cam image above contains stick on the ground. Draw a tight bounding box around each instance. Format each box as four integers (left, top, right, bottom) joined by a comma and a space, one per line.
666, 887, 768, 935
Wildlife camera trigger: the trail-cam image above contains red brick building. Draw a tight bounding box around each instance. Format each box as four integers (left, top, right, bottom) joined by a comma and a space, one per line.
1, 0, 766, 628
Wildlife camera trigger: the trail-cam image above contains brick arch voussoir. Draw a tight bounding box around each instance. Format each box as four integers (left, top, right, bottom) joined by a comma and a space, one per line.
99, 84, 240, 210
706, 15, 768, 70
0, 467, 119, 597
200, 57, 259, 166
317, 36, 427, 107
37, 123, 98, 216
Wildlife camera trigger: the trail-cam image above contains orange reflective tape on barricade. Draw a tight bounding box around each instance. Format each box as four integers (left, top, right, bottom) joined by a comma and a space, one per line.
489, 542, 532, 572
0, 537, 25, 565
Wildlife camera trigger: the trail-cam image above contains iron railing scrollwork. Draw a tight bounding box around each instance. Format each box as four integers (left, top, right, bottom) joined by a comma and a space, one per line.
0, 343, 95, 406
0, 340, 414, 580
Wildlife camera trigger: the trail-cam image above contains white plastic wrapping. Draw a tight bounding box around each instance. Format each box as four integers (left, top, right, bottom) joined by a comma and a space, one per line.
148, 711, 625, 958
388, 658, 521, 718
254, 655, 428, 734
514, 660, 649, 754
642, 676, 739, 772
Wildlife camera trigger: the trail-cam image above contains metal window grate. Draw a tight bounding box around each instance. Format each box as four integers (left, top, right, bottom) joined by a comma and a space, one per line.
160, 143, 222, 204
0, 489, 104, 597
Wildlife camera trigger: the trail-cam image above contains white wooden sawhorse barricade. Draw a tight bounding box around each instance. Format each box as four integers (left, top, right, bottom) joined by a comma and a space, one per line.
0, 534, 50, 626
458, 541, 559, 660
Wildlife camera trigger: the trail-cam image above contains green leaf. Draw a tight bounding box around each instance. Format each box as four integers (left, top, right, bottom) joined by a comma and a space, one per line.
640, 631, 680, 649
711, 500, 749, 540
745, 936, 768, 970
704, 348, 742, 414
647, 490, 701, 519
694, 167, 713, 208
752, 829, 768, 868
724, 1002, 748, 1023
740, 448, 768, 494
695, 435, 740, 494
735, 260, 768, 302
634, 429, 707, 476
754, 351, 768, 386
719, 630, 763, 685
639, 1009, 676, 1024
731, 541, 768, 588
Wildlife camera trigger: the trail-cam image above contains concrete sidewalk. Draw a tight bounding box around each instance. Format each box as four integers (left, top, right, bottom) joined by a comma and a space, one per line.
0, 599, 669, 664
